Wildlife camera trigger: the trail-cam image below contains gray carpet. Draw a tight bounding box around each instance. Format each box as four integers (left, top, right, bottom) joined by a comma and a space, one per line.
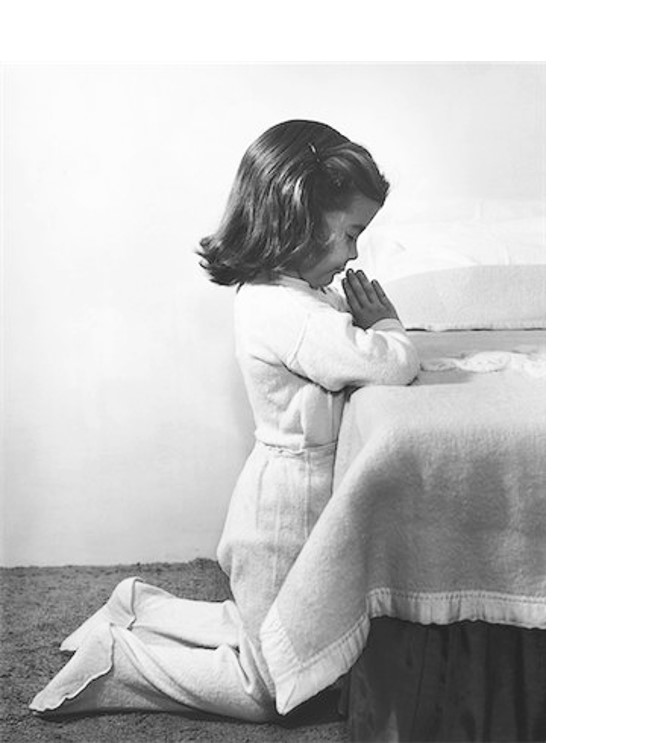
0, 559, 349, 742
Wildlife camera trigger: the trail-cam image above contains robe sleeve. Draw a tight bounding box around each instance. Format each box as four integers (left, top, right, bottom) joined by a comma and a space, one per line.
285, 305, 420, 392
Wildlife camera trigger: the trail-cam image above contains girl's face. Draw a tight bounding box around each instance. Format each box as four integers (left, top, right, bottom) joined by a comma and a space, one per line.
298, 194, 381, 288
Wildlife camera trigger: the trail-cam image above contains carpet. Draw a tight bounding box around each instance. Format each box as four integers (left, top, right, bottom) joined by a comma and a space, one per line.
0, 559, 349, 742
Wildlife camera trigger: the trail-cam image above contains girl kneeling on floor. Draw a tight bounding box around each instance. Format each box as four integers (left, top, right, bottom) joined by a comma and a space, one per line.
30, 119, 420, 721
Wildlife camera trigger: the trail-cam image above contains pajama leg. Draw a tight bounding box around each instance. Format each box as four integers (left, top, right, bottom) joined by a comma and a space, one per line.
61, 578, 241, 652
30, 623, 275, 722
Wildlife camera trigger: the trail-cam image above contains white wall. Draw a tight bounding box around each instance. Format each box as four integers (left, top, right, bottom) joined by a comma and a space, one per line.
1, 63, 545, 566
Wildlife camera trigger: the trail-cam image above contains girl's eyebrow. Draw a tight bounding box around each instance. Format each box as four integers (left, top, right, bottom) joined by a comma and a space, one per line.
349, 223, 367, 232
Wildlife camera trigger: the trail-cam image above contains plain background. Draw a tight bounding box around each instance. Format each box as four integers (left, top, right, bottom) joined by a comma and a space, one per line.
2, 63, 545, 567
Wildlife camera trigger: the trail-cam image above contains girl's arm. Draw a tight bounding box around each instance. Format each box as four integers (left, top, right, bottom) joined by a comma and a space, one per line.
285, 301, 420, 392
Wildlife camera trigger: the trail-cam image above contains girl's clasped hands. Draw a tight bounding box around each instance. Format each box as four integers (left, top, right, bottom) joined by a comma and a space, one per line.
342, 269, 400, 330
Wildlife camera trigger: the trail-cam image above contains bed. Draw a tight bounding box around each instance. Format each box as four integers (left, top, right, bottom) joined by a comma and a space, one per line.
259, 206, 546, 741
337, 326, 546, 742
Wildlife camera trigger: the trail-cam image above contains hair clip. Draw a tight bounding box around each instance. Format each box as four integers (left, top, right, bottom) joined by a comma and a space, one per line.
308, 141, 322, 166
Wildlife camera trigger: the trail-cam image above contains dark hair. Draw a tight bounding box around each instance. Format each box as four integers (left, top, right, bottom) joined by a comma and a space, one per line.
197, 120, 390, 285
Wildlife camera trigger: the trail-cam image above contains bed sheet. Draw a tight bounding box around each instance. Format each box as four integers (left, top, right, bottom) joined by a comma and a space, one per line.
260, 330, 546, 714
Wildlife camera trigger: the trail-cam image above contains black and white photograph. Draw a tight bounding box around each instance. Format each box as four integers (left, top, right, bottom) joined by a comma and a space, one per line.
1, 60, 547, 742
5, 3, 647, 739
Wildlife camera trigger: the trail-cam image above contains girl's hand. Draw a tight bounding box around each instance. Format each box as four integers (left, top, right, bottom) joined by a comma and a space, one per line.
342, 269, 401, 330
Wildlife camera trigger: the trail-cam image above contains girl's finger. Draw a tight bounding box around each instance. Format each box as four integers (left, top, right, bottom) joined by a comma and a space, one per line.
358, 270, 383, 306
372, 283, 395, 315
372, 279, 399, 317
356, 270, 376, 296
371, 279, 390, 303
346, 270, 370, 306
342, 278, 361, 311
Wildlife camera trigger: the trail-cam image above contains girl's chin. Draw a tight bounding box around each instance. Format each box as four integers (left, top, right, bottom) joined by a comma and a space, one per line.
304, 269, 342, 288
312, 274, 335, 288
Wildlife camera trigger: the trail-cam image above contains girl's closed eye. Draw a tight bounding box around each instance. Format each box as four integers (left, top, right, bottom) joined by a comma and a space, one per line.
348, 228, 365, 242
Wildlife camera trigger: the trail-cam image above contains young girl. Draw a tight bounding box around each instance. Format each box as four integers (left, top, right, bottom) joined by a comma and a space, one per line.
30, 120, 420, 722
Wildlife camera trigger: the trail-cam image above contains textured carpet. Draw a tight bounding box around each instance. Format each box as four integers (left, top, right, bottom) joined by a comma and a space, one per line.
0, 559, 349, 743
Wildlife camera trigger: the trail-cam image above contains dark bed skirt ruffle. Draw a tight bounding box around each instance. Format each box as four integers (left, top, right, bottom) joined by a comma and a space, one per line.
345, 617, 545, 742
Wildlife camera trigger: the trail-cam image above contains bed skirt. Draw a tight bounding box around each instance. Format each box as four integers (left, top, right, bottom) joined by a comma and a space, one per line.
345, 618, 545, 742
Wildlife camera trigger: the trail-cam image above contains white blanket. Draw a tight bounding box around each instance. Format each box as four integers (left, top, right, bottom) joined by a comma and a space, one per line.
260, 329, 546, 714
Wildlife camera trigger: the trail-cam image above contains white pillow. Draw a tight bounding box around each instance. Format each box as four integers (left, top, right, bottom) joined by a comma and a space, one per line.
355, 217, 545, 283
383, 265, 546, 331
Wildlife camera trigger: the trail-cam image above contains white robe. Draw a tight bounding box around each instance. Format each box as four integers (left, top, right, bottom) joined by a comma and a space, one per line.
30, 276, 420, 719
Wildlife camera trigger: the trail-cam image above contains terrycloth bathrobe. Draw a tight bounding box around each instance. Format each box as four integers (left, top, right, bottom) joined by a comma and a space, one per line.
30, 275, 420, 720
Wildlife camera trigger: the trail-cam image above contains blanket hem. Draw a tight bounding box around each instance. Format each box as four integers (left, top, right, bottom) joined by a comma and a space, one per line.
262, 588, 545, 714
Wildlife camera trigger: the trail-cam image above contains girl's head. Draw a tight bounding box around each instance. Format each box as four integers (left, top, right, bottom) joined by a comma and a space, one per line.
198, 120, 389, 287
